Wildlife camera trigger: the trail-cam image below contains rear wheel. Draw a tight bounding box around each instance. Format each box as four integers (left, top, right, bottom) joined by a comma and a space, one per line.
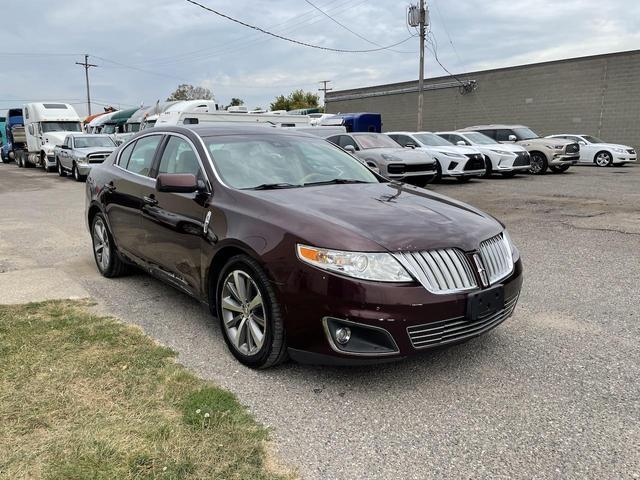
91, 213, 129, 277
217, 255, 288, 369
529, 152, 548, 174
594, 151, 612, 167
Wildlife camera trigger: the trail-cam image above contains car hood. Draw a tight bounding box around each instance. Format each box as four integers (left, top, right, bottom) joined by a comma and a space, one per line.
418, 145, 478, 157
518, 137, 573, 146
239, 183, 502, 252
75, 146, 116, 154
357, 147, 434, 164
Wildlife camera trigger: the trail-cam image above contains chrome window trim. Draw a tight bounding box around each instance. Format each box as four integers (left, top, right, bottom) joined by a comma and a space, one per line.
159, 132, 212, 192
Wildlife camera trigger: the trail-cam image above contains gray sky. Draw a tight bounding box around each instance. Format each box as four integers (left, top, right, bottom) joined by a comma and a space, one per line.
1, 0, 638, 116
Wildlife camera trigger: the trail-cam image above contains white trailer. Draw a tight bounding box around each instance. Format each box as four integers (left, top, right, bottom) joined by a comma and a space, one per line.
18, 103, 82, 171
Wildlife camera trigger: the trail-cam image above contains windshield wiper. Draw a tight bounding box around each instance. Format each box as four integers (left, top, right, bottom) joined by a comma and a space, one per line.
303, 179, 371, 187
246, 182, 302, 190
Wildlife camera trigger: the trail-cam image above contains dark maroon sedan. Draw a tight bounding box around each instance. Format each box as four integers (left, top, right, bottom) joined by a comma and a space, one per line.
85, 125, 523, 368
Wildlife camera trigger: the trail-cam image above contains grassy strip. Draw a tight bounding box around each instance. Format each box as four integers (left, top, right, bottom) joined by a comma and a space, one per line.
0, 300, 293, 480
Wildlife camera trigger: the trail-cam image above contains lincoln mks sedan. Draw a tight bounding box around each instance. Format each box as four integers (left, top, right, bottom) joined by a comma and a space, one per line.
85, 125, 523, 368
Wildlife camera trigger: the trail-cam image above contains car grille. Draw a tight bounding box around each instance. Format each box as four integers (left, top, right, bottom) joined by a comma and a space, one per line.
393, 248, 478, 294
87, 152, 110, 164
464, 154, 485, 171
407, 294, 519, 349
565, 143, 579, 154
478, 233, 514, 285
513, 152, 531, 166
387, 163, 436, 175
627, 149, 636, 155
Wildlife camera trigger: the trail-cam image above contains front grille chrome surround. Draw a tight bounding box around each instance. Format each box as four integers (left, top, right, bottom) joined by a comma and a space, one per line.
393, 248, 478, 294
478, 233, 514, 285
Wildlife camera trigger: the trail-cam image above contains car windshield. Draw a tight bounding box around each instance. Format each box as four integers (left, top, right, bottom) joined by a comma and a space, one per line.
513, 127, 539, 140
353, 134, 400, 149
464, 132, 498, 145
204, 134, 380, 190
582, 135, 604, 144
74, 136, 115, 148
41, 122, 81, 133
414, 133, 453, 146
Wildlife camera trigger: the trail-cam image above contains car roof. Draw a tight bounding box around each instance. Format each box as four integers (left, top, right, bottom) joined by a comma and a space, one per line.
460, 124, 529, 130
139, 124, 320, 139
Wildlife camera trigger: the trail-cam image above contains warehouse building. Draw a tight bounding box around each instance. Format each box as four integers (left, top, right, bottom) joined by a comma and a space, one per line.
325, 49, 640, 148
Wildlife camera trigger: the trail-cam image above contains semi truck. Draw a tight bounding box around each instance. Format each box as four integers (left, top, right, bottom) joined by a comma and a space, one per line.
16, 103, 82, 171
1, 108, 26, 163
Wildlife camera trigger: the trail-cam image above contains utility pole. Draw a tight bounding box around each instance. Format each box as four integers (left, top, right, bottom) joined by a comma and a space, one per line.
417, 0, 426, 131
76, 54, 98, 115
318, 80, 332, 108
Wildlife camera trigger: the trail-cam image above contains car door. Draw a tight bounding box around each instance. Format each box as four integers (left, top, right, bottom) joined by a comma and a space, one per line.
104, 134, 164, 260
137, 133, 210, 296
60, 136, 72, 169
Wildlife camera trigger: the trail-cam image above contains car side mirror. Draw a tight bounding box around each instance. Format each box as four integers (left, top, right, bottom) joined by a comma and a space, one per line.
405, 142, 416, 148
508, 135, 517, 142
456, 140, 467, 146
61, 144, 70, 149
343, 145, 356, 153
156, 173, 199, 193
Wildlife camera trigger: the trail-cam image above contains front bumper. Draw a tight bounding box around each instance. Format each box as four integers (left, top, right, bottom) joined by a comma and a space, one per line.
278, 258, 524, 364
614, 152, 637, 163
550, 153, 579, 166
76, 163, 93, 175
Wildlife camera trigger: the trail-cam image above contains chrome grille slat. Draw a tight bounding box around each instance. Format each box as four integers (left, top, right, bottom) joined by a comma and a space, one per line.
408, 295, 519, 348
479, 233, 514, 285
393, 248, 477, 294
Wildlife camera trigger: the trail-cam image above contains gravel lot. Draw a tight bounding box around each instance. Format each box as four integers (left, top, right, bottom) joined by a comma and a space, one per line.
0, 162, 638, 479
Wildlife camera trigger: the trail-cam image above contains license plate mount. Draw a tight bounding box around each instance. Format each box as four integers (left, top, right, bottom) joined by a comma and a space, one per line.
467, 284, 505, 321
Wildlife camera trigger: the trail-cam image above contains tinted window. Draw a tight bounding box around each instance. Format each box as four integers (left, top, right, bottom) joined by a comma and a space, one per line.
118, 141, 135, 167
477, 129, 496, 140
124, 135, 161, 176
43, 103, 68, 109
338, 135, 358, 149
158, 136, 202, 177
495, 129, 515, 141
353, 134, 399, 149
392, 135, 414, 147
414, 133, 453, 146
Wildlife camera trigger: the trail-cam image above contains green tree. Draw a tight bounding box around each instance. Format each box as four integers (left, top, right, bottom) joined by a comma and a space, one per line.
269, 89, 320, 111
228, 97, 244, 107
167, 84, 213, 101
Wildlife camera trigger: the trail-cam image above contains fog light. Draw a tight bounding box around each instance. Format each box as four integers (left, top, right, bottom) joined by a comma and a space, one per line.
335, 327, 351, 345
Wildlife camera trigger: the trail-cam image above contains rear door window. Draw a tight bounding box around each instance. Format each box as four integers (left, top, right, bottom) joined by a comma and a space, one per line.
477, 129, 496, 140
123, 135, 162, 177
495, 129, 515, 141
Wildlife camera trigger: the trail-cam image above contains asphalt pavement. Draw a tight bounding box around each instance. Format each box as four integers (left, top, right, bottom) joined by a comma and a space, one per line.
0, 162, 638, 479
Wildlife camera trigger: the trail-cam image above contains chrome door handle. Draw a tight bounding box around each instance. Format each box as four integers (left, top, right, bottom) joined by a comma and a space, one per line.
143, 195, 158, 206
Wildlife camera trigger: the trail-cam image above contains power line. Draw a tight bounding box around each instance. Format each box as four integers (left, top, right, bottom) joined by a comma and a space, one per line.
184, 0, 415, 53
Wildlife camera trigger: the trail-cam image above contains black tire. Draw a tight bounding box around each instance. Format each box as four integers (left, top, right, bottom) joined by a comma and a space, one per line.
57, 158, 66, 177
433, 160, 442, 182
501, 171, 517, 178
72, 163, 85, 182
216, 254, 288, 369
1, 153, 9, 164
482, 155, 493, 178
594, 151, 612, 167
550, 165, 571, 173
529, 152, 548, 174
91, 213, 129, 278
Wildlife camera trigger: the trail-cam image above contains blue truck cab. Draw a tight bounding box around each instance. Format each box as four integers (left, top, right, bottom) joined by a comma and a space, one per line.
1, 108, 25, 163
323, 112, 382, 133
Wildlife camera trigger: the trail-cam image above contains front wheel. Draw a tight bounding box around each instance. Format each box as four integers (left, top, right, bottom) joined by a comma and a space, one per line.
91, 213, 129, 278
529, 152, 548, 174
594, 151, 612, 167
72, 163, 85, 182
217, 255, 288, 369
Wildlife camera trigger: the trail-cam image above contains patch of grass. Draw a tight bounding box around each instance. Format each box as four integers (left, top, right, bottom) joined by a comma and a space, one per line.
0, 300, 294, 480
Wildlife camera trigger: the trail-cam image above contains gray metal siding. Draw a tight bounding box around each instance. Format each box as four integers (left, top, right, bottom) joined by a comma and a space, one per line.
326, 50, 640, 149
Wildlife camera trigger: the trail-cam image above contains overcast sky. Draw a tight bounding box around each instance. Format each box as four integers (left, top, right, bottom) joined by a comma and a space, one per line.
1, 0, 639, 116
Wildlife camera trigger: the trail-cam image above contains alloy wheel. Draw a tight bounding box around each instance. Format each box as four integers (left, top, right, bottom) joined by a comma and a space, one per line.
595, 152, 612, 167
92, 218, 111, 272
529, 154, 544, 174
220, 270, 266, 356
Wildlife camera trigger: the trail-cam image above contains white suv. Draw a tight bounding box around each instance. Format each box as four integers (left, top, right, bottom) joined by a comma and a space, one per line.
387, 131, 486, 182
546, 134, 637, 167
436, 130, 531, 178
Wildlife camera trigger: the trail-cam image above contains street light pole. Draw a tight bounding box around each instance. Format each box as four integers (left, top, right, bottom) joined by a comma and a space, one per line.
417, 0, 426, 131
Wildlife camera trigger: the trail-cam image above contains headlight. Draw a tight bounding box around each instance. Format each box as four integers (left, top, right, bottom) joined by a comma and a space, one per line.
545, 144, 565, 150
381, 153, 401, 161
612, 147, 625, 153
76, 156, 88, 164
492, 150, 512, 155
297, 244, 412, 282
437, 150, 465, 159
503, 229, 518, 258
